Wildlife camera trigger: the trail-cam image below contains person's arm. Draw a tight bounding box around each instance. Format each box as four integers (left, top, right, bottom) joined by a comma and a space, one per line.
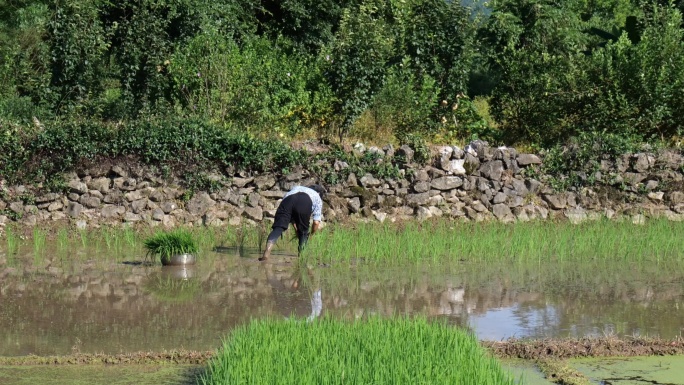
311, 220, 321, 235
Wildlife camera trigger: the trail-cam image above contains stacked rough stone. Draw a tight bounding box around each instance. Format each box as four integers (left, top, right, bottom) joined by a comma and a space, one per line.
0, 141, 683, 229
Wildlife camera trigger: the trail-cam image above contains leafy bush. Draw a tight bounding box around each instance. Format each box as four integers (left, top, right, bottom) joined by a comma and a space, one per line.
538, 130, 641, 191
0, 120, 35, 184
485, 0, 591, 146
584, 4, 684, 139
369, 58, 440, 141
0, 1, 52, 105
436, 94, 499, 144
48, 0, 108, 112
312, 145, 402, 185
401, 0, 477, 104
170, 33, 321, 137
256, 0, 358, 53
485, 0, 684, 146
0, 117, 310, 187
323, 0, 394, 141
0, 96, 52, 125
400, 133, 430, 165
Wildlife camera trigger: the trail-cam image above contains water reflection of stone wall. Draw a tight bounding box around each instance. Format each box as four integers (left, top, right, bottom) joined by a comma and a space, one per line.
1, 142, 683, 230
0, 254, 682, 355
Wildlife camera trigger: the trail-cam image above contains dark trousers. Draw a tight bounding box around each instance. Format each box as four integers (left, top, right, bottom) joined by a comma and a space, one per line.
267, 192, 312, 253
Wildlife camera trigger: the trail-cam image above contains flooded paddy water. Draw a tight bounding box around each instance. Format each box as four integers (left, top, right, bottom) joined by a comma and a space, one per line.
0, 233, 683, 384
572, 355, 684, 384
0, 226, 684, 385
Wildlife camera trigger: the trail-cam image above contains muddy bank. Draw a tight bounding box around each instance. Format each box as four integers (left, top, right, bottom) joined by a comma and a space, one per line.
483, 337, 684, 360
1, 337, 682, 366
0, 351, 213, 366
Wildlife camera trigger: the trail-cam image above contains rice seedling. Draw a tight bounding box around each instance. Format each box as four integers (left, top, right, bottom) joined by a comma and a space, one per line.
5, 226, 18, 252
123, 226, 137, 248
56, 228, 69, 250
194, 228, 217, 252
302, 218, 684, 264
200, 317, 518, 385
31, 228, 47, 262
102, 227, 113, 249
78, 230, 89, 248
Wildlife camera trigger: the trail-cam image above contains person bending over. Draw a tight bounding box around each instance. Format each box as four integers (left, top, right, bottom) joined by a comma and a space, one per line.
259, 184, 326, 261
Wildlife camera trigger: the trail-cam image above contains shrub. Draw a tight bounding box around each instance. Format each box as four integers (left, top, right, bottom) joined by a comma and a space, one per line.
485, 1, 684, 146
538, 130, 641, 191
170, 33, 321, 137
323, 0, 394, 141
0, 117, 310, 189
584, 4, 684, 139
369, 57, 440, 142
48, 0, 108, 112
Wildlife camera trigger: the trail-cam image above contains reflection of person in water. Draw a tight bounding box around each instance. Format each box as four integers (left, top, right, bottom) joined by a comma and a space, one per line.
265, 265, 322, 321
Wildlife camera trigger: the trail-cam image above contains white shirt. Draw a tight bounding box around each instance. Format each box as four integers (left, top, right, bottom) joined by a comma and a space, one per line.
284, 186, 323, 221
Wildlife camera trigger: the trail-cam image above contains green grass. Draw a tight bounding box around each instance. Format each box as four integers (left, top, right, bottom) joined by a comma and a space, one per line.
5, 227, 20, 255
200, 317, 517, 385
301, 218, 684, 264
32, 228, 46, 251
56, 228, 69, 250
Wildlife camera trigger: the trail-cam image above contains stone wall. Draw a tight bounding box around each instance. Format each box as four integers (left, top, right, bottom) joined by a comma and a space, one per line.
1, 141, 683, 230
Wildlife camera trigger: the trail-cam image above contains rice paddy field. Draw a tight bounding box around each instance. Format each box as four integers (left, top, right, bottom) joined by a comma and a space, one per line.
0, 218, 683, 384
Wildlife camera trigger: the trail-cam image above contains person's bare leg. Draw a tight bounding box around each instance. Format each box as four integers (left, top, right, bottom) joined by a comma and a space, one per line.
259, 240, 276, 261
260, 227, 285, 262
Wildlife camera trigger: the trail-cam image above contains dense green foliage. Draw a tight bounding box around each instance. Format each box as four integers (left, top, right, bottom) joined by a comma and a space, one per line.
485, 0, 684, 146
200, 317, 516, 385
0, 117, 418, 191
1, 0, 684, 185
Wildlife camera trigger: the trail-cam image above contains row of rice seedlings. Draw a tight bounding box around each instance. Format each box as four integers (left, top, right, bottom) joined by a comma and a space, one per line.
56, 228, 69, 250
31, 228, 47, 262
217, 224, 275, 256
6, 216, 682, 263
4, 226, 20, 255
304, 218, 684, 264
200, 317, 518, 385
